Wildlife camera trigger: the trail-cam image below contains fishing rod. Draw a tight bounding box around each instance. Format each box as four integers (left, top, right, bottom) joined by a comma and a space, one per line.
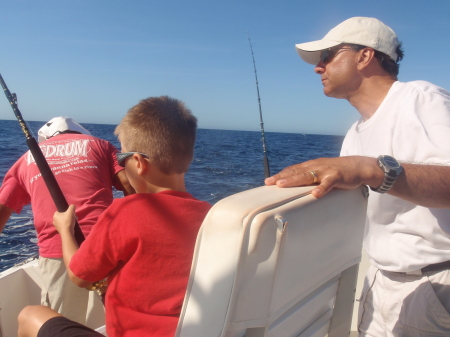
247, 31, 271, 178
0, 73, 85, 246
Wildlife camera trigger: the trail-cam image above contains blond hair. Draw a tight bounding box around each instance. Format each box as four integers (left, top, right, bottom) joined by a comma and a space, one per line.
115, 96, 197, 174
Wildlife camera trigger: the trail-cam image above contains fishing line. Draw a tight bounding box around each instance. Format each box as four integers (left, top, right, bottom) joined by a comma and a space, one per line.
247, 31, 271, 178
0, 73, 85, 246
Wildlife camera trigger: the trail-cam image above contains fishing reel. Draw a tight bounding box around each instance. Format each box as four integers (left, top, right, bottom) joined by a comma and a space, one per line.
86, 278, 108, 296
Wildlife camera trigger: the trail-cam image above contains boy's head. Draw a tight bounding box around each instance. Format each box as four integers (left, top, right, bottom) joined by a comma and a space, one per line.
115, 96, 197, 175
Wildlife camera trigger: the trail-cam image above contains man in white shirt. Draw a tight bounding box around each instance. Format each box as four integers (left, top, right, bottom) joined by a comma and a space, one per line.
265, 17, 450, 336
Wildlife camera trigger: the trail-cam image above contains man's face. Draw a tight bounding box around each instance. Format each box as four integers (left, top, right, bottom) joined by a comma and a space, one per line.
313, 45, 362, 99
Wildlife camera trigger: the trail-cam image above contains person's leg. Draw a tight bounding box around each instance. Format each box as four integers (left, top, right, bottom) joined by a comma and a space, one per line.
18, 305, 103, 337
427, 269, 450, 314
392, 269, 450, 335
359, 267, 450, 336
39, 257, 90, 324
357, 265, 386, 337
18, 305, 61, 337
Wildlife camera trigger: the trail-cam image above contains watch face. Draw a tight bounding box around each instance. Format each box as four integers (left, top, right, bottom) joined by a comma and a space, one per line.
383, 155, 400, 168
375, 155, 403, 192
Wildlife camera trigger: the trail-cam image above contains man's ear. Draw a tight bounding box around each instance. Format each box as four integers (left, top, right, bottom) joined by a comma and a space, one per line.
357, 47, 376, 71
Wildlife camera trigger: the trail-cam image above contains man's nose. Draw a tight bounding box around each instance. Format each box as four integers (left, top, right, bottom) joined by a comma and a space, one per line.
314, 62, 325, 74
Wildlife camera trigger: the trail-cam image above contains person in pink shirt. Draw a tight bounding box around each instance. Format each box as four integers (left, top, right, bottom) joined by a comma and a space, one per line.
0, 117, 134, 324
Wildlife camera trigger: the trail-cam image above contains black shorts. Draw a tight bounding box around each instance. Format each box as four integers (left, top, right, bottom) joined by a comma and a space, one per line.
37, 316, 103, 337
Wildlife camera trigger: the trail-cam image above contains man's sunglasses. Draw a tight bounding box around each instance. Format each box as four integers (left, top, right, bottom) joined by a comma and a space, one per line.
320, 46, 353, 64
116, 152, 149, 167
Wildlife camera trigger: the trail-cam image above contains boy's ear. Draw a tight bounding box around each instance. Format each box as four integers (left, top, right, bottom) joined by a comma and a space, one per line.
133, 153, 149, 175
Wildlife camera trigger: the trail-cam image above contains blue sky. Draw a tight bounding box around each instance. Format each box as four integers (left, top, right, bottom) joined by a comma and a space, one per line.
0, 0, 449, 136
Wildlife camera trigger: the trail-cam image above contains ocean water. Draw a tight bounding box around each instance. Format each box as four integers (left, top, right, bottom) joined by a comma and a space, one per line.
0, 119, 343, 272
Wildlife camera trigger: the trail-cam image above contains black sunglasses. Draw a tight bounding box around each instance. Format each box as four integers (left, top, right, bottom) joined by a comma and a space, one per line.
116, 152, 149, 167
320, 46, 353, 64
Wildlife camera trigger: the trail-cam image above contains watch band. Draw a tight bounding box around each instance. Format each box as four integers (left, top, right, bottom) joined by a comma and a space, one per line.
370, 174, 397, 193
370, 155, 403, 194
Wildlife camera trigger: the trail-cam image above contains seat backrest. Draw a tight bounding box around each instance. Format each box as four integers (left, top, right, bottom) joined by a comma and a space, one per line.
175, 185, 368, 337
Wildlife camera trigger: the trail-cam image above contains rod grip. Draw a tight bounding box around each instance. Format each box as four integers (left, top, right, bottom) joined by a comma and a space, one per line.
263, 156, 270, 179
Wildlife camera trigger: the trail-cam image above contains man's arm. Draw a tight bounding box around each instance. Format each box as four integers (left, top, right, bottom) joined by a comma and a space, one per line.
113, 170, 135, 196
53, 205, 92, 288
390, 162, 450, 208
0, 203, 14, 233
265, 156, 450, 208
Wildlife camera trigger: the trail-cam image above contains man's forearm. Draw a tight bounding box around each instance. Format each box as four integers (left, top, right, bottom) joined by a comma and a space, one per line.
0, 204, 13, 233
115, 170, 136, 196
265, 156, 450, 209
389, 163, 450, 208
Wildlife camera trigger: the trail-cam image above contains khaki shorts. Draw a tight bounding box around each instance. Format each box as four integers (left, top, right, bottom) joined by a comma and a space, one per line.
39, 257, 90, 325
358, 264, 450, 337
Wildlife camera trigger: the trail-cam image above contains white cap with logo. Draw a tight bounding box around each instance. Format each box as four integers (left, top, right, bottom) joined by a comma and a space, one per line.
38, 116, 91, 143
295, 17, 399, 65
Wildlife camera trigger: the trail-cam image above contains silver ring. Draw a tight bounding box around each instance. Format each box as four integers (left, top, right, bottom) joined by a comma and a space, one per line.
309, 171, 318, 183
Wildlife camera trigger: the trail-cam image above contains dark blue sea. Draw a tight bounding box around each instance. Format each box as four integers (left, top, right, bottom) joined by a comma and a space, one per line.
0, 119, 343, 272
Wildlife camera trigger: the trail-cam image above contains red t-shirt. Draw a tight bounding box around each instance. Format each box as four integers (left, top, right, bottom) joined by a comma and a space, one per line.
0, 134, 123, 257
70, 191, 211, 337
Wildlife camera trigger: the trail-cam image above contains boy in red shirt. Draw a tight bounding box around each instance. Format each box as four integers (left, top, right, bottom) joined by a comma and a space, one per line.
17, 96, 212, 337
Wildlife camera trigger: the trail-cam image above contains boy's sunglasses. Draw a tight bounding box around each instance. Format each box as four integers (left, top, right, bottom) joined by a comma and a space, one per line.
320, 46, 353, 64
116, 152, 149, 167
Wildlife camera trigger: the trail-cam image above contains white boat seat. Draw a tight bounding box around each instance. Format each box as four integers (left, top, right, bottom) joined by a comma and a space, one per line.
175, 185, 368, 337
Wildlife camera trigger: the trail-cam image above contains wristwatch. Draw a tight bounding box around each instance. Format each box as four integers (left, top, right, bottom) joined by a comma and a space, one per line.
370, 155, 403, 193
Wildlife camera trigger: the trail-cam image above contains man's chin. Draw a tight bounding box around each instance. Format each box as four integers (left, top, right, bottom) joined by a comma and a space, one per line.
323, 88, 343, 99
323, 88, 333, 97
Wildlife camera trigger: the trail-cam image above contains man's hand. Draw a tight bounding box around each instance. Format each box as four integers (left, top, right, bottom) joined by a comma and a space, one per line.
265, 156, 382, 198
53, 205, 77, 236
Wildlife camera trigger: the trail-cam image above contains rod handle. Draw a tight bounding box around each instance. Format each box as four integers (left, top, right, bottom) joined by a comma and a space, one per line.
263, 156, 270, 179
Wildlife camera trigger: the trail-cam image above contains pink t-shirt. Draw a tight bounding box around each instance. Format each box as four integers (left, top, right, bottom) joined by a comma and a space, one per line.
70, 191, 212, 337
0, 134, 123, 257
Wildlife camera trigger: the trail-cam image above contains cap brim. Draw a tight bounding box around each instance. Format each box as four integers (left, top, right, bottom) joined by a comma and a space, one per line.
295, 39, 342, 65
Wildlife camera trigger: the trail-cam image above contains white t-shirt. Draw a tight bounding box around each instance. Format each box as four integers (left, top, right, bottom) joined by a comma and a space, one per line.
341, 80, 450, 272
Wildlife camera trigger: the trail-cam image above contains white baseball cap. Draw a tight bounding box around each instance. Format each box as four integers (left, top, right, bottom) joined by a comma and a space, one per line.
38, 116, 91, 143
295, 17, 399, 65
